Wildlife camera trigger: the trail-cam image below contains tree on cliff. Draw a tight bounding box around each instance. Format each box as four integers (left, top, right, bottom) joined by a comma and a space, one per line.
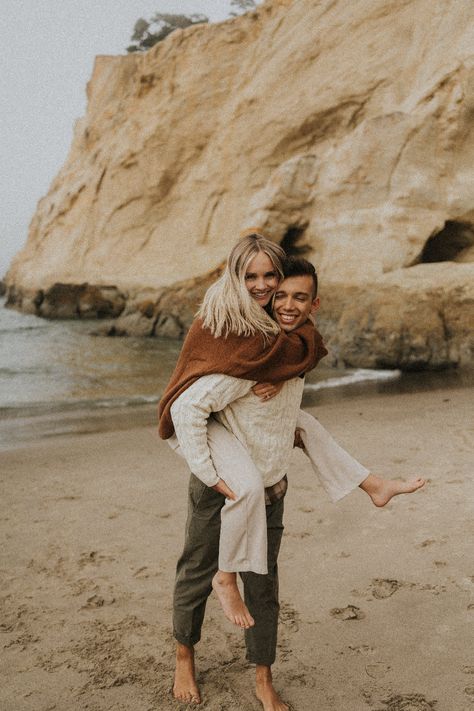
126, 2, 258, 52
126, 13, 209, 53
230, 0, 257, 15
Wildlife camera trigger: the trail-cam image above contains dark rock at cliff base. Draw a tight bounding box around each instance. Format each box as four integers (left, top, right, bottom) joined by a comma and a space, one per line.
104, 265, 224, 339
38, 283, 126, 320
0, 281, 6, 297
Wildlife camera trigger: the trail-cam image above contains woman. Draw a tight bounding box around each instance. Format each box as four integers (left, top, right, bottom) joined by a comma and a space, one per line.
159, 233, 425, 630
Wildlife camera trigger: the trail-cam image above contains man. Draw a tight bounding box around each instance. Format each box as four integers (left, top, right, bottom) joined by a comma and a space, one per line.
170, 258, 424, 709
169, 258, 321, 710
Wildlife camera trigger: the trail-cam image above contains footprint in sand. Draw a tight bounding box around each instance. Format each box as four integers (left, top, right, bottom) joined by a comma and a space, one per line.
81, 594, 116, 609
279, 601, 300, 631
78, 551, 115, 568
417, 539, 436, 548
348, 644, 375, 655
377, 693, 437, 710
371, 578, 403, 599
330, 605, 365, 621
365, 662, 391, 679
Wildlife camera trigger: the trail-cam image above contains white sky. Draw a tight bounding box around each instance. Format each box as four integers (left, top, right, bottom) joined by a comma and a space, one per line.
1, 1, 254, 277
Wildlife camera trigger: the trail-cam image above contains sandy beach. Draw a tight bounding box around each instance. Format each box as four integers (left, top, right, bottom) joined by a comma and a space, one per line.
1, 383, 473, 711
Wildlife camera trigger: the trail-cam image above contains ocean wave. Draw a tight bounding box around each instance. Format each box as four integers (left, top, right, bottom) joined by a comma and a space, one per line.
303, 368, 401, 392
0, 324, 51, 334
0, 370, 401, 419
0, 394, 161, 419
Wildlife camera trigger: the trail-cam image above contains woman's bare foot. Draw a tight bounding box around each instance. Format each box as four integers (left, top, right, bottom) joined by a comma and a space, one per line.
360, 473, 426, 507
173, 643, 201, 704
212, 571, 255, 628
255, 665, 289, 711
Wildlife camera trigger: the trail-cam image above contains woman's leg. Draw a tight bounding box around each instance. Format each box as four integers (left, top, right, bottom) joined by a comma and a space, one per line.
296, 409, 369, 502
296, 409, 425, 505
169, 420, 268, 629
169, 423, 268, 574
206, 418, 268, 575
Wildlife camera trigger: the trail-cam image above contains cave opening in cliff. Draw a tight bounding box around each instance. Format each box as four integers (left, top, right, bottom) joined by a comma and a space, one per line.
416, 220, 474, 263
280, 225, 311, 256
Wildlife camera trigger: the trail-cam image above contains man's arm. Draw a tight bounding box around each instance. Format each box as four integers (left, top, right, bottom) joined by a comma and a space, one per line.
170, 374, 254, 488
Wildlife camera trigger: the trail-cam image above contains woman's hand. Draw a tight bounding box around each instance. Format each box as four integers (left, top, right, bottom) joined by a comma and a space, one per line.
211, 478, 237, 500
252, 381, 285, 401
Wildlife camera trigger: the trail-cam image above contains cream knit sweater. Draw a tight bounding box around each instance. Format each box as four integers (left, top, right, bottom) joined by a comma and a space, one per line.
170, 373, 304, 487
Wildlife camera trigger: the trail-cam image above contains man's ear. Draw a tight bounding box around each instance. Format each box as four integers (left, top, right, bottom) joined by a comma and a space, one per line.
311, 296, 320, 314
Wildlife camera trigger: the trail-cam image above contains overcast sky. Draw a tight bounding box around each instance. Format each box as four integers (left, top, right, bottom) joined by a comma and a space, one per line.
1, 1, 254, 277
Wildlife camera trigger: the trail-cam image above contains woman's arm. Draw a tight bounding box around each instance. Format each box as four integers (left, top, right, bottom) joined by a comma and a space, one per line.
170, 374, 254, 487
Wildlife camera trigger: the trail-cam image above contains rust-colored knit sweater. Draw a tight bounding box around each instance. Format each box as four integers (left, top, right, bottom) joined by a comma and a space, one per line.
158, 318, 327, 439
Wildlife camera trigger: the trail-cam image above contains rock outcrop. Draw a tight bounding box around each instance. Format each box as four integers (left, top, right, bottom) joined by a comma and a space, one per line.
5, 0, 474, 368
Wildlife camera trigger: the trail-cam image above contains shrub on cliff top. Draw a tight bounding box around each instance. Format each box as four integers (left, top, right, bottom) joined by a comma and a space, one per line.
126, 2, 258, 53
127, 13, 209, 53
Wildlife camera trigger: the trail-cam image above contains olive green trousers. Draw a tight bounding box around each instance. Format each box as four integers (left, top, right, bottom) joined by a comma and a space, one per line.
173, 473, 285, 666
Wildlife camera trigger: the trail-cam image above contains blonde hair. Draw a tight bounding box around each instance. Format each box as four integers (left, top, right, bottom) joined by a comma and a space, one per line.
198, 232, 286, 338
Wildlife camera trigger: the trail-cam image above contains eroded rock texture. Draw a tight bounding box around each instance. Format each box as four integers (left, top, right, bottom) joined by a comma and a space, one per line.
5, 0, 474, 368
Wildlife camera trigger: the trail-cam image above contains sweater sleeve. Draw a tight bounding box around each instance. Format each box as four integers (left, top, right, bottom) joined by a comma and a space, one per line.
170, 374, 254, 487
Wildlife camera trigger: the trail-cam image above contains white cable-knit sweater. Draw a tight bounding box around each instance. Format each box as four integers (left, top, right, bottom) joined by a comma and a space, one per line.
170, 373, 304, 487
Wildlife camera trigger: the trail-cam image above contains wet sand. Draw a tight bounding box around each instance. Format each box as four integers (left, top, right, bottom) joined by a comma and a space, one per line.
1, 385, 473, 711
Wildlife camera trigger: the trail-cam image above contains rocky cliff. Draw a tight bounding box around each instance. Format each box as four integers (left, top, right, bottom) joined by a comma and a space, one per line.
5, 0, 474, 368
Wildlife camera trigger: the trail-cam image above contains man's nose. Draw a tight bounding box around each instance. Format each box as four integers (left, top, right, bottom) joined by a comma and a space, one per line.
283, 296, 295, 310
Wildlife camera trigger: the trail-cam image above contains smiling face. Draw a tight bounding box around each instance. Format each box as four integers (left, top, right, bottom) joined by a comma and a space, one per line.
244, 251, 280, 307
273, 275, 320, 332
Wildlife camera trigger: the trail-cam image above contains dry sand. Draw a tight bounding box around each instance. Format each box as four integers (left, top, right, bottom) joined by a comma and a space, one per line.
1, 384, 473, 711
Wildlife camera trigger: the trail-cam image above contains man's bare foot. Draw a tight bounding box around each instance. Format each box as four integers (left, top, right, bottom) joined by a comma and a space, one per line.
173, 643, 201, 704
255, 665, 289, 711
360, 473, 426, 507
212, 571, 255, 628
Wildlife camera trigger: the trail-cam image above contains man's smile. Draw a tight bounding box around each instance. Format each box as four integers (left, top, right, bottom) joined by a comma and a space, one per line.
277, 312, 299, 325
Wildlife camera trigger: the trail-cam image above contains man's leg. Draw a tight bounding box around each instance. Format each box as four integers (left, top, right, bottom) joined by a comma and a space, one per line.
240, 496, 289, 711
173, 474, 224, 703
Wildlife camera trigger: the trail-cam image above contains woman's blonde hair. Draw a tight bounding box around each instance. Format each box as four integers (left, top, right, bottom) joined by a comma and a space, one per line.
198, 232, 286, 338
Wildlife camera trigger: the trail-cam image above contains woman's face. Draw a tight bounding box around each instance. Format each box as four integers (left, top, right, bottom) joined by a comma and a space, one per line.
244, 251, 280, 307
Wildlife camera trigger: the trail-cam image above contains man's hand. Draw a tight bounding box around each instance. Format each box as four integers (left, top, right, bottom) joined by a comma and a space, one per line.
211, 478, 237, 500
293, 428, 305, 450
252, 381, 285, 401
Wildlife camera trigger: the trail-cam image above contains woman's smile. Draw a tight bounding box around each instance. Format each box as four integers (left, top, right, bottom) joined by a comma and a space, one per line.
244, 251, 279, 307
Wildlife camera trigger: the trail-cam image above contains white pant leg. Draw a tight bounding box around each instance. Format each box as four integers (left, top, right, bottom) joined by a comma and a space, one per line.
296, 409, 370, 502
168, 421, 268, 575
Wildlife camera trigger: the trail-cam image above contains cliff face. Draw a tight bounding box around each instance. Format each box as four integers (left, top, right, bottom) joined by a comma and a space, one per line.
6, 0, 474, 368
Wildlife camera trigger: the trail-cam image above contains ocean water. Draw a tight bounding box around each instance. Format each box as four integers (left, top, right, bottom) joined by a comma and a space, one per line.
1, 298, 468, 449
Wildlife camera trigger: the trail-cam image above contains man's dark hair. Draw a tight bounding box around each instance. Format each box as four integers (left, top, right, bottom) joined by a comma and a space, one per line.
281, 256, 318, 298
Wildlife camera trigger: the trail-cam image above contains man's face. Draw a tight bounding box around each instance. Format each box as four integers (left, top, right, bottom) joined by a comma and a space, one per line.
273, 275, 320, 332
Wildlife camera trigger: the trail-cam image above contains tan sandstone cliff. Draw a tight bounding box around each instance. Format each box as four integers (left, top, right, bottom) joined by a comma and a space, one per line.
5, 0, 474, 368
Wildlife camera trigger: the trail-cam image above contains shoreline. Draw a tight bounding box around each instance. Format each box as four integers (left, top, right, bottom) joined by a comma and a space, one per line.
1, 367, 472, 451
1, 383, 472, 710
